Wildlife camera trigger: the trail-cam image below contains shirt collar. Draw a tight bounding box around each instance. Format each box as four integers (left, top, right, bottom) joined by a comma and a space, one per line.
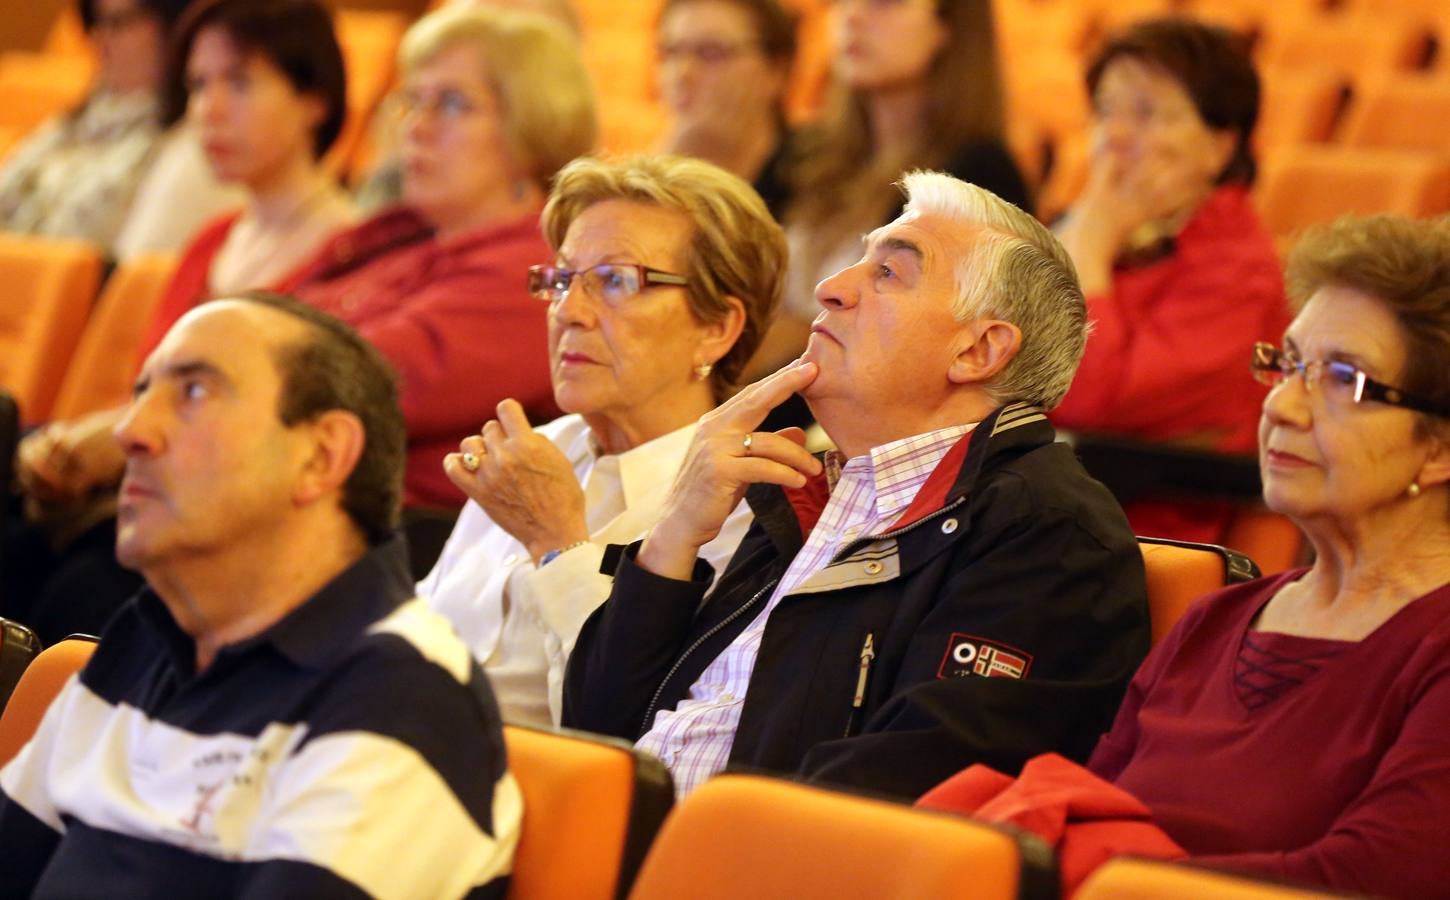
137, 534, 415, 673
582, 420, 699, 510
843, 424, 975, 523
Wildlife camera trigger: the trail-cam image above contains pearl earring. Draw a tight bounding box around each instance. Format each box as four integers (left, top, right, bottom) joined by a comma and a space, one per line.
1407, 481, 1423, 499
693, 362, 713, 381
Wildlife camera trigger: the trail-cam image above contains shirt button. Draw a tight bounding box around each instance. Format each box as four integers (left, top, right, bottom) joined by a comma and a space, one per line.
940, 518, 959, 535
864, 560, 883, 575
719, 692, 735, 703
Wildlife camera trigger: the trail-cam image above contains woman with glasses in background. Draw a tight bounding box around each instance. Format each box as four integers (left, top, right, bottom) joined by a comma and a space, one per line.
1086, 214, 1450, 898
0, 0, 191, 253
655, 0, 797, 220
418, 154, 783, 726
275, 5, 595, 510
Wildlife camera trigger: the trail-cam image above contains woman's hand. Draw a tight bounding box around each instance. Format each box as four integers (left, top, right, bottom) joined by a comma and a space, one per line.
638, 360, 821, 581
16, 408, 126, 504
443, 399, 589, 564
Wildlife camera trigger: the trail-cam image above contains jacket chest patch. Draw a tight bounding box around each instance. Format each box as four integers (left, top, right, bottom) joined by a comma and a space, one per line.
937, 633, 1033, 680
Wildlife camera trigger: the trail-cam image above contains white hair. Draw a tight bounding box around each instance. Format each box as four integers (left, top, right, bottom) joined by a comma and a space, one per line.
900, 170, 1087, 409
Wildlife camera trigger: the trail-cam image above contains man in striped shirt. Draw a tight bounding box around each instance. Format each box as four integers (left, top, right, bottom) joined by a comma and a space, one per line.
565, 173, 1150, 799
0, 293, 520, 899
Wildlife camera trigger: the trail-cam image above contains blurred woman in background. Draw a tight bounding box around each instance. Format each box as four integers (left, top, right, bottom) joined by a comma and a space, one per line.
0, 0, 190, 253
751, 0, 1029, 380
655, 0, 797, 219
1051, 18, 1288, 543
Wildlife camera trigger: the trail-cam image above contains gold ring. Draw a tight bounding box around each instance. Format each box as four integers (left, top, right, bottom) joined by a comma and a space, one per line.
742, 433, 753, 456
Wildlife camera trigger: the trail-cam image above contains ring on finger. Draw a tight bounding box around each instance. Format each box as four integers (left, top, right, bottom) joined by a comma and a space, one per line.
461, 451, 480, 472
741, 433, 753, 456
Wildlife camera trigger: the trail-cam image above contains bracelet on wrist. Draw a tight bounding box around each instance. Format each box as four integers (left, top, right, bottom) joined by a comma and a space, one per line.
538, 540, 589, 567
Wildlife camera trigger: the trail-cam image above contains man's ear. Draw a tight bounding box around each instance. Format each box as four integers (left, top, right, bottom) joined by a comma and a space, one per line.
293, 410, 365, 507
947, 319, 1021, 386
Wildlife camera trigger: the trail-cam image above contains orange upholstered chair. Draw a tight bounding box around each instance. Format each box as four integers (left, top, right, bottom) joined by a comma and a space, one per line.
0, 636, 97, 767
1255, 66, 1347, 153
1077, 856, 1356, 899
0, 52, 95, 136
49, 254, 177, 422
0, 235, 104, 425
1139, 539, 1258, 646
503, 724, 672, 900
1257, 145, 1450, 242
1259, 14, 1431, 77
1222, 506, 1306, 576
627, 774, 1057, 900
1338, 73, 1450, 152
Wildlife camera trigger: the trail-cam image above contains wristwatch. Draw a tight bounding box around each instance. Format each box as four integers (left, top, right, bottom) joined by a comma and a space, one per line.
538, 541, 588, 567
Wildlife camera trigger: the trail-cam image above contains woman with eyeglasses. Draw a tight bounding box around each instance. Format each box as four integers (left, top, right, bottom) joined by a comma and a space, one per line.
655, 0, 797, 220
0, 0, 191, 252
418, 154, 783, 726
1050, 18, 1289, 544
1083, 214, 1450, 897
265, 5, 595, 510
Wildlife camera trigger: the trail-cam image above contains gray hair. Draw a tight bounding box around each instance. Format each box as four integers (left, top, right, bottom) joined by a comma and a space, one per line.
900, 170, 1087, 409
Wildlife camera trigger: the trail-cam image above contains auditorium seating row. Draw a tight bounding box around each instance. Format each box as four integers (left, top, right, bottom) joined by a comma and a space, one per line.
0, 529, 1343, 900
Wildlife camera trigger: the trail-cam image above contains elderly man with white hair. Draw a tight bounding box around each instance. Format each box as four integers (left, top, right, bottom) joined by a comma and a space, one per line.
563, 171, 1151, 800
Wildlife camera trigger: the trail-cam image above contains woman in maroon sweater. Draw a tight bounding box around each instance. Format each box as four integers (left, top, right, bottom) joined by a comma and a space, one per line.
1088, 213, 1450, 898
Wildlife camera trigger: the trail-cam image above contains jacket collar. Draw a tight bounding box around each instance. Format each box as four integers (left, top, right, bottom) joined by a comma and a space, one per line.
747, 402, 1053, 551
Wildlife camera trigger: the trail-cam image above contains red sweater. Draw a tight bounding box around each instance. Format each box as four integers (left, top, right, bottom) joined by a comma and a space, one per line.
287, 207, 557, 508
140, 207, 557, 508
1051, 187, 1289, 543
1089, 572, 1450, 898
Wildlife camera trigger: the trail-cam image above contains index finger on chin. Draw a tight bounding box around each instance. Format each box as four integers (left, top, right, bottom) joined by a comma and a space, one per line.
721, 360, 818, 428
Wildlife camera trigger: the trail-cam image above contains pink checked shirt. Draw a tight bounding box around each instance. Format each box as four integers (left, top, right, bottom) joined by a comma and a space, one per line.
636, 423, 975, 795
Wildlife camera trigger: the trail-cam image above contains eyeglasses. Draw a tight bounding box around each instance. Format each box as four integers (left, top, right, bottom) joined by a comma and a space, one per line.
657, 39, 760, 65
1250, 342, 1450, 417
527, 264, 689, 306
394, 87, 490, 123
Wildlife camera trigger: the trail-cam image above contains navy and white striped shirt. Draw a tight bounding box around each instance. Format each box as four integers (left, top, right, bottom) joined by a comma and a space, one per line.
0, 536, 520, 899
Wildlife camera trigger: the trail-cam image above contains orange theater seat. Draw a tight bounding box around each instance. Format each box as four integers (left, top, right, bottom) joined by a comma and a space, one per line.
0, 637, 97, 767
49, 254, 178, 422
0, 235, 104, 425
0, 52, 95, 136
628, 774, 1057, 900
1140, 538, 1259, 646
1077, 856, 1358, 899
1257, 144, 1450, 242
1255, 65, 1346, 153
1258, 14, 1430, 79
504, 724, 672, 900
1223, 506, 1305, 576
1338, 73, 1450, 152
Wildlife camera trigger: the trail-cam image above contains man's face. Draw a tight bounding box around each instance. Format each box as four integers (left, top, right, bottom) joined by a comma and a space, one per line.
801, 211, 971, 416
114, 302, 315, 572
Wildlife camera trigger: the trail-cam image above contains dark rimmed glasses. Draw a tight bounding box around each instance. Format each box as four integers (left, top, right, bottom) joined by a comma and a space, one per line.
527, 264, 688, 307
1250, 342, 1450, 417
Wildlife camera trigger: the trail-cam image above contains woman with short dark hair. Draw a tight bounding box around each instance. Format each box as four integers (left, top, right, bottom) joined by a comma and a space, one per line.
1052, 17, 1290, 544
0, 0, 190, 252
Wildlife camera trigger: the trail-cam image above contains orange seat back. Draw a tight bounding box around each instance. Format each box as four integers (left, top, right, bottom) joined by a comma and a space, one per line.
1078, 856, 1355, 899
1257, 145, 1450, 242
0, 637, 97, 767
1139, 540, 1248, 646
1339, 74, 1450, 152
628, 774, 1055, 900
1223, 506, 1305, 576
0, 235, 103, 425
50, 254, 177, 421
504, 724, 672, 900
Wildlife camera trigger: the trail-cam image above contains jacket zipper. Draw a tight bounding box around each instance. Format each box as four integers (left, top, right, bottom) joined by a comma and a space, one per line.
829, 495, 968, 566
638, 577, 780, 736
844, 632, 876, 737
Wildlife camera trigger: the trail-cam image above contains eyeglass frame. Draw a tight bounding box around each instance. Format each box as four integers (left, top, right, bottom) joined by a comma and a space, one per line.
657, 39, 762, 65
527, 263, 690, 306
1250, 342, 1450, 418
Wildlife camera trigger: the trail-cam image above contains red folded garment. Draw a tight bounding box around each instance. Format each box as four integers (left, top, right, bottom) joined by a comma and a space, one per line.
916, 753, 1187, 895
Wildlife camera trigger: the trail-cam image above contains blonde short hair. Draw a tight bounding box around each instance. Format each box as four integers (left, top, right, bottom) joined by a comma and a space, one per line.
399, 6, 596, 186
900, 170, 1086, 409
542, 155, 786, 396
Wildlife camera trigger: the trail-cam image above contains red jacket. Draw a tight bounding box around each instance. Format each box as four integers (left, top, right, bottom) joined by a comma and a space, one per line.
1051, 187, 1289, 543
288, 207, 558, 507
918, 753, 1186, 896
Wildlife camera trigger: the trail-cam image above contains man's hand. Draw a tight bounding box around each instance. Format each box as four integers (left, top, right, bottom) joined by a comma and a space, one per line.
638, 360, 821, 581
443, 399, 590, 565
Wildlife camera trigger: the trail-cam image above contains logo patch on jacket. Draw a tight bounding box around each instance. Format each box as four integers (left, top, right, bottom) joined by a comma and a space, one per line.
938, 633, 1033, 680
